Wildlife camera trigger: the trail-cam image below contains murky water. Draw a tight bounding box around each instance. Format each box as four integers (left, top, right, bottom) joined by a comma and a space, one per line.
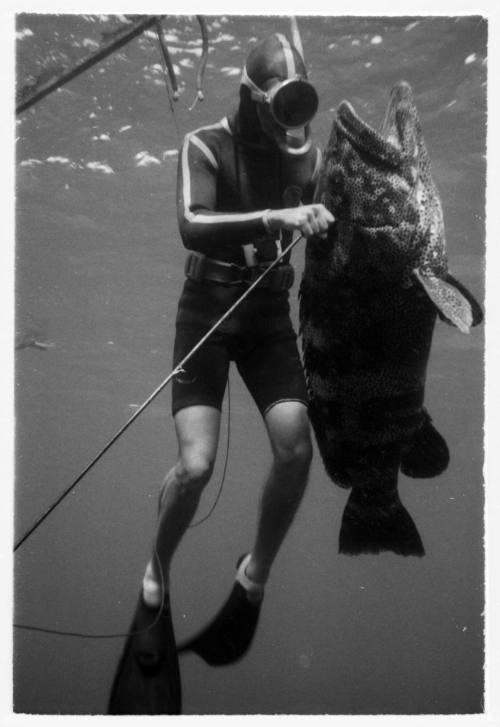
14, 15, 486, 715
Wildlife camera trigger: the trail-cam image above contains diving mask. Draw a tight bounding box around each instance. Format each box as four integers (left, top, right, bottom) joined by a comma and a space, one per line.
241, 66, 319, 131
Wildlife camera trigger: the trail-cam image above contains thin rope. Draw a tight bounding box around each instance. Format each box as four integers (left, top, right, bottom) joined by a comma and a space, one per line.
147, 22, 181, 146
14, 379, 231, 638
188, 15, 209, 111
148, 16, 208, 117
14, 549, 167, 640
14, 234, 305, 553
154, 17, 180, 99
189, 376, 231, 529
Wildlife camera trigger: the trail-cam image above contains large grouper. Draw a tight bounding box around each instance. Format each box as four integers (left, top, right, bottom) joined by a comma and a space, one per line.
299, 81, 482, 557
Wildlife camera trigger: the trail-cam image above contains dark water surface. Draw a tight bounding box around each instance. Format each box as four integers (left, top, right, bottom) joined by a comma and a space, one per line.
14, 15, 486, 715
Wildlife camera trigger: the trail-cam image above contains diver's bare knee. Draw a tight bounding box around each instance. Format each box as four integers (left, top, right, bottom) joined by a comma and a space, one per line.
173, 452, 214, 498
273, 436, 313, 475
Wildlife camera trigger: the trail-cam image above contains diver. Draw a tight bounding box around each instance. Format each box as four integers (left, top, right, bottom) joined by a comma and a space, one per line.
141, 33, 334, 667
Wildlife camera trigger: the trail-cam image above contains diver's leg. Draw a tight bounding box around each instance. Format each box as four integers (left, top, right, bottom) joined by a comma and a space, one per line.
119, 405, 221, 682
177, 400, 312, 665
245, 400, 312, 586
143, 405, 221, 607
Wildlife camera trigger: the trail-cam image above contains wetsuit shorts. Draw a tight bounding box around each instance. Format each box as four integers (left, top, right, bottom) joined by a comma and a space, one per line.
172, 278, 308, 417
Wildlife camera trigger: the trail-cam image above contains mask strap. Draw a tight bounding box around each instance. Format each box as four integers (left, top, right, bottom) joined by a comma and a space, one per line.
240, 66, 269, 103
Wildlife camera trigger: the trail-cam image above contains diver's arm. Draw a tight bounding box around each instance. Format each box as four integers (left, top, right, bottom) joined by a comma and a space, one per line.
177, 131, 269, 250
264, 204, 334, 239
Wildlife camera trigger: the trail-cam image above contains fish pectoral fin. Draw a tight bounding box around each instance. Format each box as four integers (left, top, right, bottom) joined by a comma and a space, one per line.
444, 272, 483, 327
413, 269, 473, 333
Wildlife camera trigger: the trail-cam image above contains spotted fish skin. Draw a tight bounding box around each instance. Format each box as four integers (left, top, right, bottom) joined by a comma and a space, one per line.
299, 81, 482, 557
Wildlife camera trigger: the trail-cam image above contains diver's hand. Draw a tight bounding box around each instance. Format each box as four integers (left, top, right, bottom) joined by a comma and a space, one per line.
264, 204, 334, 239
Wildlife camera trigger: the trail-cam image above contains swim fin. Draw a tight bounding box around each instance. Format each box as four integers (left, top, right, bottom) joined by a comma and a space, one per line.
401, 409, 449, 479
177, 556, 262, 666
339, 488, 425, 557
108, 591, 182, 715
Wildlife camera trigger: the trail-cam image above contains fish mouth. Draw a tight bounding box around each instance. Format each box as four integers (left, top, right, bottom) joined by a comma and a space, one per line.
337, 81, 419, 165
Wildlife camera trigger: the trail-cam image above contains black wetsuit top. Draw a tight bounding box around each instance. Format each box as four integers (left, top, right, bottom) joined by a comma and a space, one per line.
176, 111, 322, 265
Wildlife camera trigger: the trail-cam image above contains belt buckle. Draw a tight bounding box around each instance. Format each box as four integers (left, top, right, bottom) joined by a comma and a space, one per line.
210, 259, 243, 285
228, 262, 246, 285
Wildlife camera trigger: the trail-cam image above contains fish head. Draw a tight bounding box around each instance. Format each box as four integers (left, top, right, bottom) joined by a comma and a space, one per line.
315, 81, 447, 277
380, 82, 448, 275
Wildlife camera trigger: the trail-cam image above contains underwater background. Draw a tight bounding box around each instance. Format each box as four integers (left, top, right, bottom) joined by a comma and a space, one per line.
14, 14, 485, 715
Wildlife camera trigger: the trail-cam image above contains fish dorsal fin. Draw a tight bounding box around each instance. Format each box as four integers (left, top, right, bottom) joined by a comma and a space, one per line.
413, 269, 473, 333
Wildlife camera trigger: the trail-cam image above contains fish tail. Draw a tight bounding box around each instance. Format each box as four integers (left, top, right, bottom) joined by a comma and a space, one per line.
339, 488, 425, 557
